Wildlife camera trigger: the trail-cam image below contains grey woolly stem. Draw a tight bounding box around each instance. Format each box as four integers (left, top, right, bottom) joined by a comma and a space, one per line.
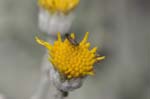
30, 53, 51, 99
31, 38, 55, 99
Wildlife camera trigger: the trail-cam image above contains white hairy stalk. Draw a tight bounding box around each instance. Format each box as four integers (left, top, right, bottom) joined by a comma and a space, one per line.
38, 8, 74, 35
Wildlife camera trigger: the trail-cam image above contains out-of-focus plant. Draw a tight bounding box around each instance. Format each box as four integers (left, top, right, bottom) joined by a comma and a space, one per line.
38, 0, 79, 35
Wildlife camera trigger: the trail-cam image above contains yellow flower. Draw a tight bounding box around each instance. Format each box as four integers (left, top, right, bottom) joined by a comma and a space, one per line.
38, 0, 79, 14
36, 32, 105, 79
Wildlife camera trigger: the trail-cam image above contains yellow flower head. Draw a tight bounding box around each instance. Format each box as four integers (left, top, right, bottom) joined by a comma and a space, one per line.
36, 32, 105, 79
38, 0, 79, 14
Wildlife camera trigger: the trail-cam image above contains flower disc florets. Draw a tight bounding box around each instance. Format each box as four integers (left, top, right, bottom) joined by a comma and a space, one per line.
36, 32, 105, 79
38, 0, 79, 14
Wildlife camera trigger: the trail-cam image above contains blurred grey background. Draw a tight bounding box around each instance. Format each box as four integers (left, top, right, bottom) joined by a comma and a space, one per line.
0, 0, 149, 99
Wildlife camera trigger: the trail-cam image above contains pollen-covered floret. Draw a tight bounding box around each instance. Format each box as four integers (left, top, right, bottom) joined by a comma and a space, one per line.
38, 0, 79, 14
36, 32, 105, 79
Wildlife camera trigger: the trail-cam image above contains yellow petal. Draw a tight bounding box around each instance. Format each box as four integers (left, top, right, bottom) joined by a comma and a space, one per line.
97, 56, 105, 61
70, 33, 75, 39
83, 32, 89, 43
90, 47, 97, 53
87, 72, 95, 75
35, 36, 52, 50
57, 32, 62, 42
